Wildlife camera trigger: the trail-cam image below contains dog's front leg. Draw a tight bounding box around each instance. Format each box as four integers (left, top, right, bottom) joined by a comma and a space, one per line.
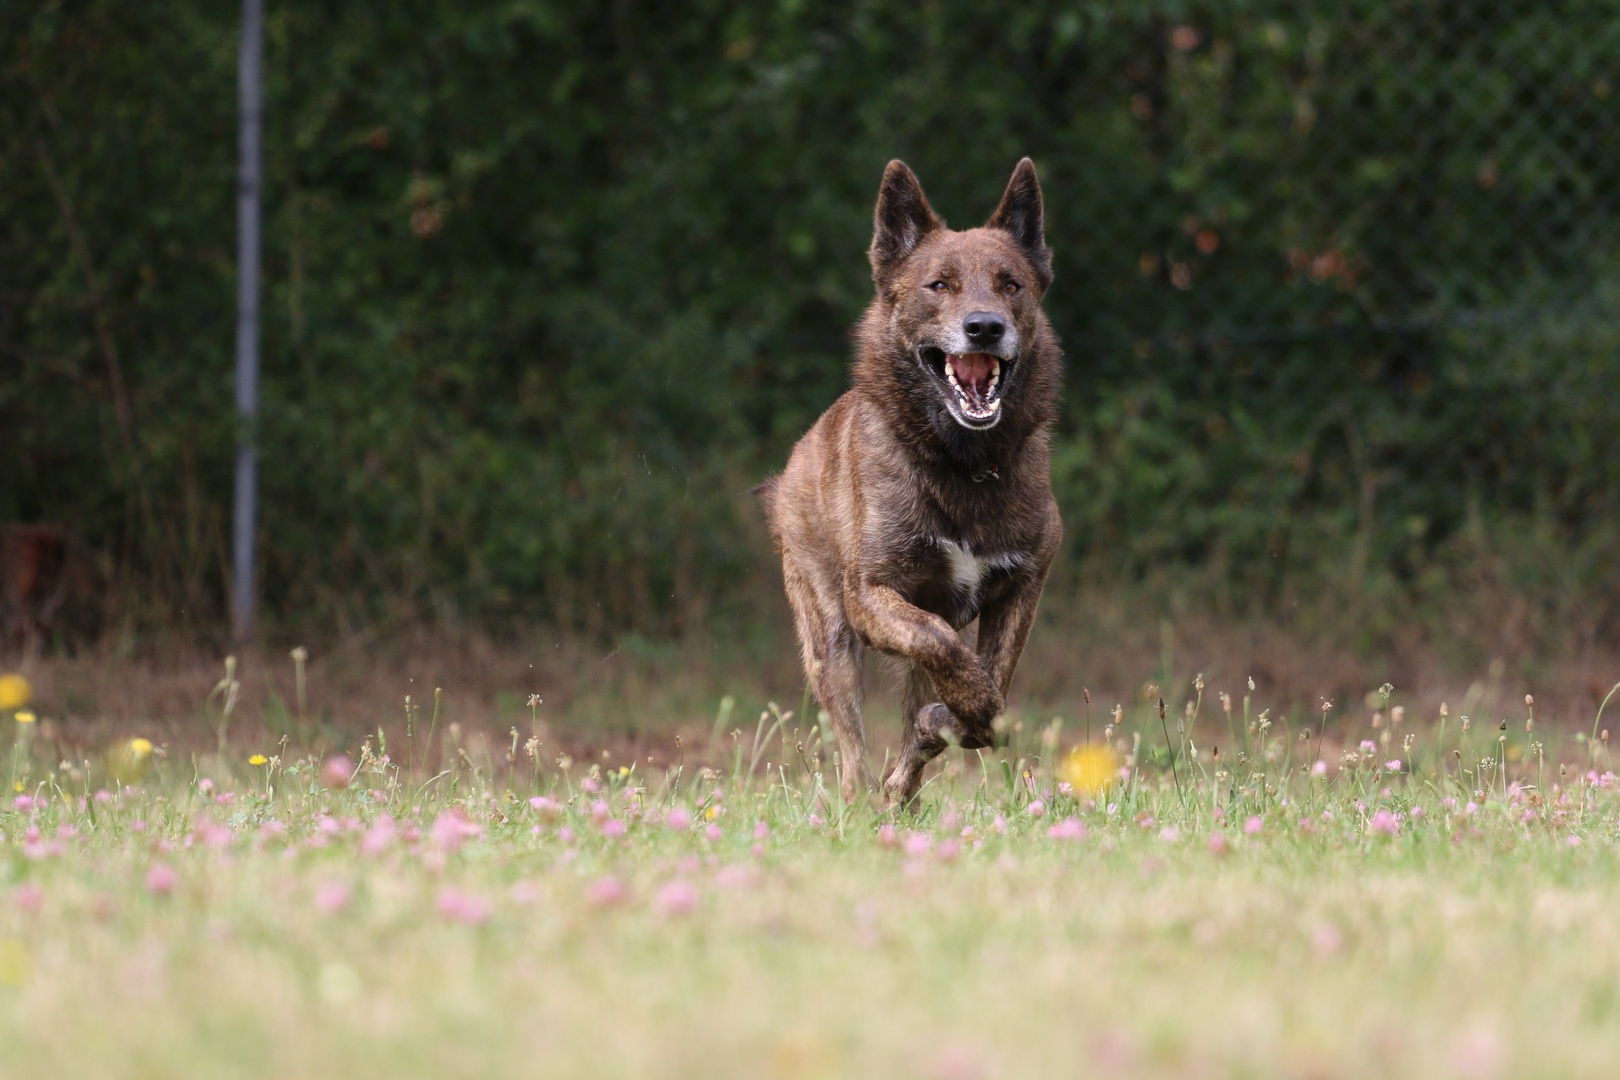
880, 522, 1059, 808
976, 556, 1057, 704
843, 579, 1003, 807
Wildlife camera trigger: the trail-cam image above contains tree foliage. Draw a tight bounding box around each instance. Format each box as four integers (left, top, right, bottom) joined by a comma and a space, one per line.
3, 0, 1617, 644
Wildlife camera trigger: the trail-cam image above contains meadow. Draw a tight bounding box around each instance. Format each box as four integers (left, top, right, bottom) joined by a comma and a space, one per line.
3, 671, 1620, 1079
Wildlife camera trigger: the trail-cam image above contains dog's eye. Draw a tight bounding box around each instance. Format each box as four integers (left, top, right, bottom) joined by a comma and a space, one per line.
927, 280, 948, 293
1002, 281, 1020, 295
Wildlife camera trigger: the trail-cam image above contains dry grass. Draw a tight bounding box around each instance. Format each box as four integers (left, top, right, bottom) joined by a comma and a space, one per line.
11, 594, 1619, 774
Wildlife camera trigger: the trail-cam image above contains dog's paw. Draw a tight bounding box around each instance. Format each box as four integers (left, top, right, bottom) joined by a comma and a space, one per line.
882, 763, 923, 811
917, 702, 952, 739
921, 701, 1004, 752
950, 680, 1004, 733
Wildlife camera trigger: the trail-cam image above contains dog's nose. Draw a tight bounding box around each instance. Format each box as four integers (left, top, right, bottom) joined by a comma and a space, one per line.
962, 312, 1005, 346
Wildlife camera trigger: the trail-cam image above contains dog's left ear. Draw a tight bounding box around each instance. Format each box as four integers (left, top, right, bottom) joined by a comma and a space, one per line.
986, 158, 1052, 289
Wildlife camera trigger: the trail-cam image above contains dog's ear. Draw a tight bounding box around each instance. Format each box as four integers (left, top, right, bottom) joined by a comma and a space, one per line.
986, 157, 1052, 289
869, 160, 942, 285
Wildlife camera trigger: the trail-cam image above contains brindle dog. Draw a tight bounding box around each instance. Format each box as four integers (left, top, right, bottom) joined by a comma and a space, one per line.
759, 158, 1063, 808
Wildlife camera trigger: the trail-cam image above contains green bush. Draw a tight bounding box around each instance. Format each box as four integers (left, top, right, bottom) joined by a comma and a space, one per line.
2, 1, 1617, 646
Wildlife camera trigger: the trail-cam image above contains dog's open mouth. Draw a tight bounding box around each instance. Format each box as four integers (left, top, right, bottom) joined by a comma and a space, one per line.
920, 347, 1009, 428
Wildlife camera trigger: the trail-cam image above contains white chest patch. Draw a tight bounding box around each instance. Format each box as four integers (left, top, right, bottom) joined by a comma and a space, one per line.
937, 540, 1024, 595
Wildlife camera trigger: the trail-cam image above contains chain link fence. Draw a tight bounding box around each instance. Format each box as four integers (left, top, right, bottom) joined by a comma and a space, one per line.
4, 0, 1619, 641
1059, 2, 1619, 355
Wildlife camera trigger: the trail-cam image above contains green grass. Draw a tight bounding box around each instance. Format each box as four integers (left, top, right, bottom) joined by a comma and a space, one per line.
4, 686, 1620, 1079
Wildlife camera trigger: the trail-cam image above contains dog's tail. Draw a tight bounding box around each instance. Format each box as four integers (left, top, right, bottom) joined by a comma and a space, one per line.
754, 475, 780, 517
754, 475, 783, 542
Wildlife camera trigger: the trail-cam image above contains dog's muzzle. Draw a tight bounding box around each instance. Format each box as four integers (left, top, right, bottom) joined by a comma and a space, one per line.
919, 346, 1012, 430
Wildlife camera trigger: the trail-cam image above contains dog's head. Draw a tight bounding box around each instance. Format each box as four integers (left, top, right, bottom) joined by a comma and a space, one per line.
867, 158, 1052, 433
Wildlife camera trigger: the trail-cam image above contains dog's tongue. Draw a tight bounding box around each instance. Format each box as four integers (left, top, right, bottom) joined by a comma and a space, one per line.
948, 352, 995, 395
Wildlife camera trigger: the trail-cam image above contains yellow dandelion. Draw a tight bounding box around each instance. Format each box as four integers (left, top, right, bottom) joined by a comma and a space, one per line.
1062, 744, 1120, 797
108, 737, 155, 784
0, 674, 30, 711
705, 805, 719, 820
14, 710, 36, 725
618, 766, 629, 777
249, 754, 268, 766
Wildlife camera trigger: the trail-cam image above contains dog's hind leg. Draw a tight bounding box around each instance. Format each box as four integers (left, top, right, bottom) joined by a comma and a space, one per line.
783, 557, 873, 805
815, 624, 871, 807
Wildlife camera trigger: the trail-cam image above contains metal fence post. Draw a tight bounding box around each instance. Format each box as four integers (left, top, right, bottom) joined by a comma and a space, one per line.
232, 0, 263, 644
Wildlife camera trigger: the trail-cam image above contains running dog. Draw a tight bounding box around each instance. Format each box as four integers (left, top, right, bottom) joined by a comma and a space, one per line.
759, 158, 1063, 807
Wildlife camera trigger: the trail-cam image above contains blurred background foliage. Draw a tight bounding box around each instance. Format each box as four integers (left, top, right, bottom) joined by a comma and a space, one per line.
2, 0, 1618, 658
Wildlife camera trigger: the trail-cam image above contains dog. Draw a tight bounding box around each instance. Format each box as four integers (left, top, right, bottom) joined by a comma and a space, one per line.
759, 158, 1063, 808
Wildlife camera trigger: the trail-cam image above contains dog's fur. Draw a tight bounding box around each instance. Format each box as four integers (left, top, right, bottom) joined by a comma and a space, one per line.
759, 158, 1063, 807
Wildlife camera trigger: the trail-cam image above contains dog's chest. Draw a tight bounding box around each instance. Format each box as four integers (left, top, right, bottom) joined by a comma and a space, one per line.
934, 539, 1021, 597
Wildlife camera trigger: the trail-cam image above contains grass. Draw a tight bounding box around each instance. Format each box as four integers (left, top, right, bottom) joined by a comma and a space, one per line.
4, 677, 1620, 1078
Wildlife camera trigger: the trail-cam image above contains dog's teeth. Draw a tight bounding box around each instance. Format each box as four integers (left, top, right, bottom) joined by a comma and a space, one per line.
992, 360, 1001, 378
988, 399, 1000, 411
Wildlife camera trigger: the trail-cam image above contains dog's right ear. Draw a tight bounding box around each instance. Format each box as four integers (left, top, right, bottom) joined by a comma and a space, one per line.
869, 160, 942, 286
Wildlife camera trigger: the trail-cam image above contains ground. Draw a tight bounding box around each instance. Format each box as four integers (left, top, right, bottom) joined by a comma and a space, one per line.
3, 682, 1620, 1078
